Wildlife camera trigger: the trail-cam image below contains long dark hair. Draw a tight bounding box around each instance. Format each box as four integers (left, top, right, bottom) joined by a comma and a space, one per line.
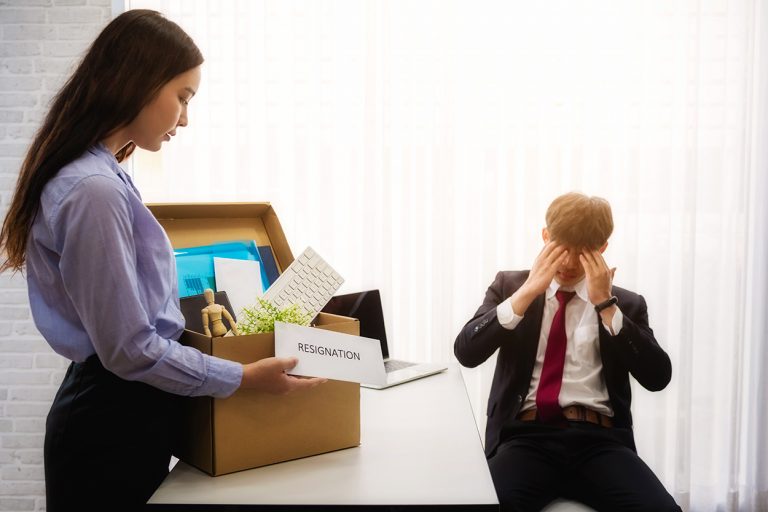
0, 9, 203, 273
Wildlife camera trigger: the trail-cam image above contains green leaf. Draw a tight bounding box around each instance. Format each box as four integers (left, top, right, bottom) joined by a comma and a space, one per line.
238, 297, 312, 334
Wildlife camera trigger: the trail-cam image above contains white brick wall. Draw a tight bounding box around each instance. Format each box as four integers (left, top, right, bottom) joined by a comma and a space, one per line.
0, 2, 113, 511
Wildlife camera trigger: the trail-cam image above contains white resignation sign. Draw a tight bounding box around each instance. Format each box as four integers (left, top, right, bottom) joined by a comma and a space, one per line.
274, 321, 387, 386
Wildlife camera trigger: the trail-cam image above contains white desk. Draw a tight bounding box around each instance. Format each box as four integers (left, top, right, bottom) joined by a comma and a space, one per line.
148, 365, 499, 511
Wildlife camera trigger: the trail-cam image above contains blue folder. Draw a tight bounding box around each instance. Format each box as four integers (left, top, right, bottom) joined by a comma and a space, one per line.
174, 240, 280, 298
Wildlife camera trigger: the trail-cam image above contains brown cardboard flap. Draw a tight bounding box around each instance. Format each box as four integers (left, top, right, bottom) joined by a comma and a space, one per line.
315, 312, 360, 335
146, 202, 294, 273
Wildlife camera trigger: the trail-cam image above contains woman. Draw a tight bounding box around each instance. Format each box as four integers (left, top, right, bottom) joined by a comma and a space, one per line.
0, 10, 324, 511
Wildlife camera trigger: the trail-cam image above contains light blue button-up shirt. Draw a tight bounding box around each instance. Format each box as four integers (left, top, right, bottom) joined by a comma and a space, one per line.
26, 143, 242, 398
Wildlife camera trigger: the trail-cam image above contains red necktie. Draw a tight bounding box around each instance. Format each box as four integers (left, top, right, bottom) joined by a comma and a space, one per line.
536, 290, 576, 423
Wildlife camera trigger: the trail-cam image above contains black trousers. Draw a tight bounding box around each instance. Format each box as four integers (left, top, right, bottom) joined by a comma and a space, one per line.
44, 356, 177, 512
488, 421, 681, 512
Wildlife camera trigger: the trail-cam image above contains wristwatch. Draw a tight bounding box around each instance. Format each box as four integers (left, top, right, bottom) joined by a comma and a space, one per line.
594, 296, 618, 313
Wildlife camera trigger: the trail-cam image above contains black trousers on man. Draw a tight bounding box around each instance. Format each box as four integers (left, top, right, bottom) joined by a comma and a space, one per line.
488, 421, 682, 512
44, 356, 177, 512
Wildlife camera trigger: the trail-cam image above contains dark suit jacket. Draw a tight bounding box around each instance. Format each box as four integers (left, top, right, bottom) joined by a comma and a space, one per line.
454, 271, 672, 458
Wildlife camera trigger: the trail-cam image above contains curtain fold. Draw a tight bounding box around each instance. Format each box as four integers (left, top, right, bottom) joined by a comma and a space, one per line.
127, 2, 767, 510
742, 1, 768, 510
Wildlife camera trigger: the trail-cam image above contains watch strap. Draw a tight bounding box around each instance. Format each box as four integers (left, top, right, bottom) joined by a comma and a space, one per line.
594, 295, 618, 313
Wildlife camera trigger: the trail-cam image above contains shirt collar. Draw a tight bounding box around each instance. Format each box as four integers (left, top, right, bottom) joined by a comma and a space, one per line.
90, 142, 138, 192
546, 277, 589, 302
90, 142, 119, 165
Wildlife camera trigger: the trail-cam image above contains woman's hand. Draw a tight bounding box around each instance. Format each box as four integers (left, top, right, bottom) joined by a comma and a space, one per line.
241, 357, 327, 394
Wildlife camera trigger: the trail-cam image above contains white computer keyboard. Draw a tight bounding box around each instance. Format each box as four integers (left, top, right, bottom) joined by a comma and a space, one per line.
262, 246, 344, 319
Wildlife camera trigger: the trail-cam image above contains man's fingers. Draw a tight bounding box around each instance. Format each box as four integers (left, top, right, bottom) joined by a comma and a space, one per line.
542, 241, 566, 258
538, 247, 567, 280
578, 253, 593, 276
580, 251, 614, 281
551, 249, 569, 270
580, 250, 596, 269
544, 245, 567, 267
581, 250, 602, 274
538, 241, 558, 260
592, 250, 610, 272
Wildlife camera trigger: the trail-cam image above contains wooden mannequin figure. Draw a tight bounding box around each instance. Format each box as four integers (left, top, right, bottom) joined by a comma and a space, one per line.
201, 288, 239, 337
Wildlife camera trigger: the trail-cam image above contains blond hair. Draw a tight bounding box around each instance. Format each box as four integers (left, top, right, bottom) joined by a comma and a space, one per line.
545, 192, 613, 249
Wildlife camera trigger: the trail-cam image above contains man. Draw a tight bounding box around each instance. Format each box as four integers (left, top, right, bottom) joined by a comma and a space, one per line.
454, 192, 680, 512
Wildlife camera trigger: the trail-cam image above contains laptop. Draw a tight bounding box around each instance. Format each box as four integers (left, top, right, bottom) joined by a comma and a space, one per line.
321, 289, 447, 389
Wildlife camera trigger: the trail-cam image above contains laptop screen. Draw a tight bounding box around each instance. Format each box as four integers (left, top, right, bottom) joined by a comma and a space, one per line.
321, 290, 389, 359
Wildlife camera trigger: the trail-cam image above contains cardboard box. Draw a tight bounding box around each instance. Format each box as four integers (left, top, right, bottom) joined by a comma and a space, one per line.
148, 203, 361, 476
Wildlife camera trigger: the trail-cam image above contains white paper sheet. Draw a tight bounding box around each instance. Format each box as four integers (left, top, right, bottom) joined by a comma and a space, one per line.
213, 257, 263, 318
275, 321, 387, 386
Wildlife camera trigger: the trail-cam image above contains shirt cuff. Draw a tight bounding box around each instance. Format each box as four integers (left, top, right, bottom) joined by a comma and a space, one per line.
603, 307, 624, 336
497, 298, 524, 330
195, 355, 243, 398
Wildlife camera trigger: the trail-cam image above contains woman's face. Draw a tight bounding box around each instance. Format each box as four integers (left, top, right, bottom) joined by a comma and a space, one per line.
128, 66, 201, 152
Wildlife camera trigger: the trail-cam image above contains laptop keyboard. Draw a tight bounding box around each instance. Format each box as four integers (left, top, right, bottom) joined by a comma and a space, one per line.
384, 359, 418, 373
262, 246, 344, 319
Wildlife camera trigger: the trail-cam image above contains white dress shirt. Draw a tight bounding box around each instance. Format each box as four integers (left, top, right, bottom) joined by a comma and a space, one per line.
496, 277, 623, 416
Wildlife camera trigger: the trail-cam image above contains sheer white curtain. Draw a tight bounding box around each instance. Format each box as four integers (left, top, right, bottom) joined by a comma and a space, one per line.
126, 1, 767, 510
742, 2, 768, 509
